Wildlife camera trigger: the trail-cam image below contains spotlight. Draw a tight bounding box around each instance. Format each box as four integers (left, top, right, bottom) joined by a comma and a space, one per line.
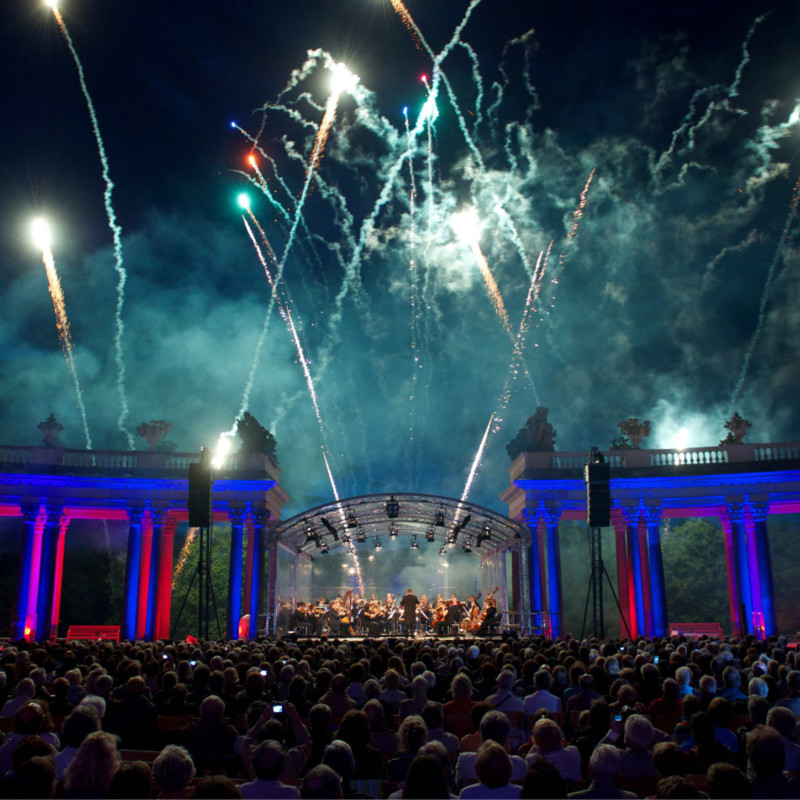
304, 520, 316, 542
439, 544, 447, 557
389, 523, 398, 538
341, 528, 351, 544
410, 536, 419, 550
374, 537, 382, 552
385, 496, 400, 519
320, 539, 329, 554
481, 520, 493, 539
346, 508, 357, 528
434, 505, 446, 526
425, 526, 435, 542
462, 539, 472, 553
356, 526, 367, 544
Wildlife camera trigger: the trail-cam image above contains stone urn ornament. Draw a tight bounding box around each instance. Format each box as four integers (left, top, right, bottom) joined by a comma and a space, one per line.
720, 412, 751, 446
617, 417, 651, 449
37, 414, 64, 447
136, 420, 173, 451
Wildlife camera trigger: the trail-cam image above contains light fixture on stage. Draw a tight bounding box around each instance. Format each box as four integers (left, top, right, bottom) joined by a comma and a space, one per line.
447, 532, 457, 548
425, 526, 436, 542
374, 537, 382, 552
462, 538, 472, 553
481, 520, 492, 539
434, 505, 446, 526
410, 535, 419, 549
346, 508, 358, 528
385, 496, 400, 519
341, 529, 351, 544
389, 523, 398, 538
356, 526, 367, 544
439, 544, 447, 557
304, 520, 316, 543
320, 539, 329, 554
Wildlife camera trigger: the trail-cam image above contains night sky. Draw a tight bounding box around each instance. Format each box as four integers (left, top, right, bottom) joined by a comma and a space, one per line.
1, 0, 799, 520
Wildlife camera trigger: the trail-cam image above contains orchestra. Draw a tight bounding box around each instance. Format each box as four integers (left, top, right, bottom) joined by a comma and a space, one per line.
290, 586, 502, 637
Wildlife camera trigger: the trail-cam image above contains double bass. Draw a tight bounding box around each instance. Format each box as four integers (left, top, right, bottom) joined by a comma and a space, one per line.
474, 586, 500, 631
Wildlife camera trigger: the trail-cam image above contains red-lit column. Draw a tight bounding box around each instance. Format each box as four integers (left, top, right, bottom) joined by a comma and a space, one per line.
153, 510, 176, 641
243, 517, 254, 620
611, 509, 632, 639
36, 505, 64, 642
49, 514, 70, 637
718, 507, 740, 637
622, 507, 642, 638
136, 513, 154, 640
638, 516, 654, 637
14, 504, 40, 641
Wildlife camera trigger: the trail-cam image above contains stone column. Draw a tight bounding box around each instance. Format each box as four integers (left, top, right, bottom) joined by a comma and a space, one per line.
637, 515, 654, 637
751, 502, 777, 637
515, 531, 531, 635
148, 508, 174, 641
36, 505, 64, 642
611, 509, 632, 639
227, 507, 247, 639
136, 513, 154, 641
14, 504, 40, 641
144, 509, 167, 641
248, 508, 270, 640
622, 507, 644, 638
727, 503, 753, 635
522, 509, 543, 630
542, 507, 563, 637
643, 507, 668, 637
718, 508, 741, 637
265, 526, 279, 636
49, 515, 70, 636
123, 507, 146, 642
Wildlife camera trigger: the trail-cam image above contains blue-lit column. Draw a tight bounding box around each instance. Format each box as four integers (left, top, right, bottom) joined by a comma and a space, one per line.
123, 507, 145, 641
227, 507, 246, 639
522, 509, 543, 630
622, 507, 645, 638
727, 503, 753, 635
36, 505, 63, 642
14, 504, 40, 641
145, 509, 167, 641
643, 506, 668, 637
248, 508, 270, 640
751, 502, 777, 637
543, 507, 563, 638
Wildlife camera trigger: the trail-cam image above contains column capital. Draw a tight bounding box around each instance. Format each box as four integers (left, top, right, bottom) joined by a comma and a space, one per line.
726, 502, 748, 522
229, 507, 248, 525
620, 506, 641, 525
541, 507, 562, 526
641, 506, 663, 525
150, 508, 169, 526
749, 502, 769, 523
251, 508, 271, 526
44, 504, 64, 524
128, 507, 147, 525
20, 503, 39, 523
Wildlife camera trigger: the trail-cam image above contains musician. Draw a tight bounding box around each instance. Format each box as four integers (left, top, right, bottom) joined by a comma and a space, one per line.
384, 593, 398, 634
433, 595, 449, 636
478, 596, 498, 635
446, 593, 464, 629
418, 594, 431, 634
362, 599, 383, 636
400, 588, 419, 636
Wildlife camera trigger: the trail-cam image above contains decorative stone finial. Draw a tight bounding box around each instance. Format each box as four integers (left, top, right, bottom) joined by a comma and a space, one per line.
37, 414, 64, 447
617, 418, 651, 449
237, 411, 278, 463
136, 420, 173, 451
506, 407, 557, 461
720, 412, 751, 446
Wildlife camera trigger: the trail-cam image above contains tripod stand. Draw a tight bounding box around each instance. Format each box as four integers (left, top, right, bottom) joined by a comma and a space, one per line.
171, 521, 222, 640
580, 524, 631, 640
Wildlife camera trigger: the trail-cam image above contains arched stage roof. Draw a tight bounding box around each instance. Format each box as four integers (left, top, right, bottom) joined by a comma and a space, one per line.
276, 493, 527, 557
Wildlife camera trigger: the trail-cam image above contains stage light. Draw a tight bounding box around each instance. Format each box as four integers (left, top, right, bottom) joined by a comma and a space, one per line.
385, 495, 400, 519
481, 520, 493, 539
389, 523, 398, 538
341, 529, 351, 544
439, 544, 447, 557
320, 540, 329, 554
346, 508, 357, 528
356, 526, 367, 544
463, 539, 472, 553
434, 505, 446, 526
304, 520, 316, 542
374, 537, 382, 552
410, 536, 419, 549
425, 526, 435, 542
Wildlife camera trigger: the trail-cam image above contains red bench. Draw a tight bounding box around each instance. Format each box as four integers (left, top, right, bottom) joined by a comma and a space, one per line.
66, 625, 121, 642
669, 622, 723, 640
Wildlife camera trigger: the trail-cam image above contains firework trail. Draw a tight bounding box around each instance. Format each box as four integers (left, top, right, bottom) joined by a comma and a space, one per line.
172, 528, 198, 590
49, 4, 133, 448
729, 172, 800, 412
472, 241, 512, 336
403, 109, 420, 452
458, 413, 495, 506
388, 0, 422, 50
701, 229, 761, 292
33, 221, 92, 450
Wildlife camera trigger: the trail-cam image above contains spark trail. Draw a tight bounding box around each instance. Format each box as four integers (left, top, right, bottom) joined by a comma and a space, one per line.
33, 220, 92, 450
49, 3, 133, 448
729, 172, 800, 412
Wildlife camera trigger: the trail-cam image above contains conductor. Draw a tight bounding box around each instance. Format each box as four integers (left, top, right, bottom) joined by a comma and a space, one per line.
400, 588, 419, 636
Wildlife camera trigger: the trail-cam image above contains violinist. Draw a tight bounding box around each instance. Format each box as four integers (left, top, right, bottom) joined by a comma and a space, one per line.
433, 595, 449, 636
418, 594, 431, 634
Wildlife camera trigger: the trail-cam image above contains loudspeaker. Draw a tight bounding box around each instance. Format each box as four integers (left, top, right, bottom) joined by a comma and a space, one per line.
585, 461, 611, 528
188, 457, 212, 527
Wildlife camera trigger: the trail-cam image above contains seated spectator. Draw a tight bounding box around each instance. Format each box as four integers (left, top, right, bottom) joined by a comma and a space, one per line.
566, 675, 601, 720
652, 775, 704, 798
387, 715, 428, 783
152, 744, 196, 800
520, 759, 567, 799
698, 675, 717, 712
619, 714, 658, 779
301, 763, 343, 799
240, 740, 300, 799
775, 670, 800, 716
12, 755, 57, 800
459, 740, 521, 799
572, 700, 611, 777
422, 702, 459, 756
444, 674, 477, 739
568, 743, 637, 799
708, 697, 739, 754
686, 712, 733, 773
400, 753, 452, 800
185, 695, 238, 773
305, 703, 334, 773
0, 702, 58, 775
346, 664, 367, 707
55, 705, 100, 779
768, 706, 800, 773
457, 711, 526, 789
525, 718, 581, 783
321, 739, 361, 800
63, 731, 121, 799
676, 667, 699, 698
720, 667, 746, 704
110, 675, 157, 749
0, 678, 35, 719
364, 698, 400, 754
321, 674, 358, 721
381, 670, 407, 714
418, 740, 458, 798
106, 761, 155, 799
400, 676, 430, 721
191, 775, 242, 798
747, 725, 800, 800
651, 741, 689, 780
706, 762, 750, 799
48, 676, 74, 717
648, 679, 683, 734
523, 669, 562, 720
487, 670, 526, 750
337, 709, 382, 778
459, 703, 491, 753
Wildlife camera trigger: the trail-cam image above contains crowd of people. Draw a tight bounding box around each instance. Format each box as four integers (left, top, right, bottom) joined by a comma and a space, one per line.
0, 629, 798, 798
